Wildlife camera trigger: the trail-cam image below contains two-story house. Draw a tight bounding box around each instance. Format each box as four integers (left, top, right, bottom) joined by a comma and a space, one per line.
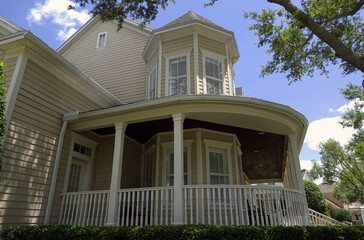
0, 11, 310, 229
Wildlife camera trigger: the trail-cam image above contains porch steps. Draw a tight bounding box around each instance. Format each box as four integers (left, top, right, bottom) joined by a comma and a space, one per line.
308, 208, 351, 226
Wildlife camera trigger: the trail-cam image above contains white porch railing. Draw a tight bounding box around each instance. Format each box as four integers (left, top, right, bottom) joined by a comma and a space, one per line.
309, 208, 349, 226
58, 185, 309, 226
58, 190, 109, 226
182, 185, 309, 226
117, 187, 174, 226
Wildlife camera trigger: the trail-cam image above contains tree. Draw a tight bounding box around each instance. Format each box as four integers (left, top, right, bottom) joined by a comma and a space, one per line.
303, 180, 328, 215
243, 0, 364, 83
0, 62, 6, 173
70, 0, 364, 83
308, 83, 364, 204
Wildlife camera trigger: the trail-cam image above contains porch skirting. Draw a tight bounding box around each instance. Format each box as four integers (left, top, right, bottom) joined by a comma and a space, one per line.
58, 185, 309, 226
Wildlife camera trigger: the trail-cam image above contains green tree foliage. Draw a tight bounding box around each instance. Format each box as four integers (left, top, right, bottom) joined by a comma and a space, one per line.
0, 62, 6, 172
303, 180, 328, 215
335, 208, 353, 222
244, 0, 364, 83
308, 83, 364, 204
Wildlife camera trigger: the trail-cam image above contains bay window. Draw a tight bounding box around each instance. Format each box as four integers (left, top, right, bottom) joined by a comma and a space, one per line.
205, 56, 224, 94
167, 55, 188, 96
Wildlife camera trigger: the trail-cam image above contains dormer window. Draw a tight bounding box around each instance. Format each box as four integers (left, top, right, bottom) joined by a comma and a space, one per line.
96, 32, 107, 48
166, 55, 189, 96
204, 56, 224, 94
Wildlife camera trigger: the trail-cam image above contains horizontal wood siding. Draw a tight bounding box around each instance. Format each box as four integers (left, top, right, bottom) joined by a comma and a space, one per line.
161, 35, 193, 97
0, 59, 102, 229
63, 21, 149, 103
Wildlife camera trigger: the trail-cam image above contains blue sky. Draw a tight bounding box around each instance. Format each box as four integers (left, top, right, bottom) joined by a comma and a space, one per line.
1, 0, 362, 172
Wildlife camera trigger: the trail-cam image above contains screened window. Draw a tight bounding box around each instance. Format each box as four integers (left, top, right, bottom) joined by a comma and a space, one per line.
166, 147, 188, 186
168, 56, 187, 96
148, 65, 157, 99
205, 57, 223, 94
97, 32, 107, 48
209, 147, 229, 185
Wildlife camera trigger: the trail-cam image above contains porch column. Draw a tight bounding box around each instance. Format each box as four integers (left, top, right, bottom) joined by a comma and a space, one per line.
173, 113, 185, 225
288, 134, 304, 192
106, 122, 127, 226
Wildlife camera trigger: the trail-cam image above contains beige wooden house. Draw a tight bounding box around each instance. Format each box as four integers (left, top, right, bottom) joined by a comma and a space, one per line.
0, 11, 310, 229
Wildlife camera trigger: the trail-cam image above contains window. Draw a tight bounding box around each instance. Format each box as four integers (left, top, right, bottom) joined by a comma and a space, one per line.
143, 151, 154, 187
209, 147, 229, 185
96, 32, 107, 48
205, 56, 224, 94
64, 134, 97, 193
168, 56, 187, 96
166, 147, 188, 186
148, 65, 157, 99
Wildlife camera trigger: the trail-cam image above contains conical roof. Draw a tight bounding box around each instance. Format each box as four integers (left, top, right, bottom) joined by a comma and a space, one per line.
157, 10, 229, 32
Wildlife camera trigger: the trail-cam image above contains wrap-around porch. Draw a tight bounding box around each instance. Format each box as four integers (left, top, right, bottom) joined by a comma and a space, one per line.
57, 96, 310, 226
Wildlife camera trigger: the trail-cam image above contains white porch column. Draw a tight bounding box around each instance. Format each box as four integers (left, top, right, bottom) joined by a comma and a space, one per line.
288, 134, 304, 192
106, 122, 127, 226
172, 113, 185, 225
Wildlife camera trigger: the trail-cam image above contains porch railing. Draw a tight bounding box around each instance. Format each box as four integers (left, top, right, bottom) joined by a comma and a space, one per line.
58, 185, 309, 226
309, 208, 349, 226
58, 190, 109, 226
117, 187, 174, 226
182, 185, 309, 226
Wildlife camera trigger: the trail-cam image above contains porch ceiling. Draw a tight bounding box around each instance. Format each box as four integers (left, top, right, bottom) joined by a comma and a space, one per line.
91, 118, 286, 182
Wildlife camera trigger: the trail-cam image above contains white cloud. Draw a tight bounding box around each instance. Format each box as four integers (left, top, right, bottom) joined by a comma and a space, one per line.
27, 0, 90, 40
304, 116, 355, 151
336, 98, 363, 114
329, 108, 334, 112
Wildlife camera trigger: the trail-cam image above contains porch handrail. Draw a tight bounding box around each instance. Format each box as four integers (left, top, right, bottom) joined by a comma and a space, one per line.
308, 208, 349, 226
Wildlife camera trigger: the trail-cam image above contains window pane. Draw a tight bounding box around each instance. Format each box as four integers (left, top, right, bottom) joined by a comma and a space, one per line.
67, 164, 81, 192
177, 57, 186, 75
73, 143, 80, 153
177, 77, 187, 94
98, 34, 106, 48
169, 58, 178, 77
169, 79, 177, 95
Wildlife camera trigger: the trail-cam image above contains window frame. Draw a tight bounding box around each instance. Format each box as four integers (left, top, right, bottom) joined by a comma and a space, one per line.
96, 32, 107, 49
204, 139, 233, 185
164, 50, 191, 97
147, 64, 157, 100
161, 140, 193, 186
142, 145, 156, 187
201, 49, 226, 95
63, 133, 98, 192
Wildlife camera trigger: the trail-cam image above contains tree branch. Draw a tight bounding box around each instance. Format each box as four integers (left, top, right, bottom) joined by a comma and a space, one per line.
267, 0, 364, 73
328, 0, 364, 22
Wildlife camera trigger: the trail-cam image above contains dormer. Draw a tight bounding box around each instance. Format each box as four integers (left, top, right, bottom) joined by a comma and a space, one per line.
143, 11, 239, 99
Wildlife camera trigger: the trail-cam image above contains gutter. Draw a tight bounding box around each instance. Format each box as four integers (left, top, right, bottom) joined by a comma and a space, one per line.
44, 119, 68, 225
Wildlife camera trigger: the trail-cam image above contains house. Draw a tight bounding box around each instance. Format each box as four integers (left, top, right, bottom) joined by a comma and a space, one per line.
0, 11, 310, 229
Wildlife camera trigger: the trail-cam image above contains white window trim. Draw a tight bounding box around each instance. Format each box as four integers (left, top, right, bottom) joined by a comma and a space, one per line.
160, 140, 193, 186
147, 64, 157, 100
201, 48, 226, 95
164, 50, 191, 96
204, 139, 233, 185
63, 133, 98, 192
96, 32, 107, 49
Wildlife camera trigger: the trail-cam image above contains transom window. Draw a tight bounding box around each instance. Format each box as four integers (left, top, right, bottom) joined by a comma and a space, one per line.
205, 56, 223, 94
148, 65, 157, 99
166, 147, 188, 186
97, 32, 107, 48
168, 56, 187, 96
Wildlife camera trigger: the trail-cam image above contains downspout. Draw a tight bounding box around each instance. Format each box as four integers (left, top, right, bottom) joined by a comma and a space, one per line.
44, 120, 68, 225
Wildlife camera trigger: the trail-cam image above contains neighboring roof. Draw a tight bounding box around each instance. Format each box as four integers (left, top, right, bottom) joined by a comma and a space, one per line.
318, 182, 335, 193
57, 16, 154, 55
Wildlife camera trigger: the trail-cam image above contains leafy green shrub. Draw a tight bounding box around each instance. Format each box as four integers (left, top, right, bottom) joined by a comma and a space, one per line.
1, 225, 364, 240
327, 204, 338, 219
335, 208, 353, 222
304, 180, 328, 215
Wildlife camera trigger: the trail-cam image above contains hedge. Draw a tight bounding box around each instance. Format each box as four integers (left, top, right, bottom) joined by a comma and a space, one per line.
1, 225, 364, 240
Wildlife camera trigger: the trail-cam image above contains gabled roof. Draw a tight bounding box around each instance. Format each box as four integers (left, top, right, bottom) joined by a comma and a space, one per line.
57, 16, 154, 55
0, 16, 24, 35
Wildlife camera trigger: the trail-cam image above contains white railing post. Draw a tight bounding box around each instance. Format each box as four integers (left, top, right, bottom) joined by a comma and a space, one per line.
172, 113, 185, 224
106, 122, 127, 226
